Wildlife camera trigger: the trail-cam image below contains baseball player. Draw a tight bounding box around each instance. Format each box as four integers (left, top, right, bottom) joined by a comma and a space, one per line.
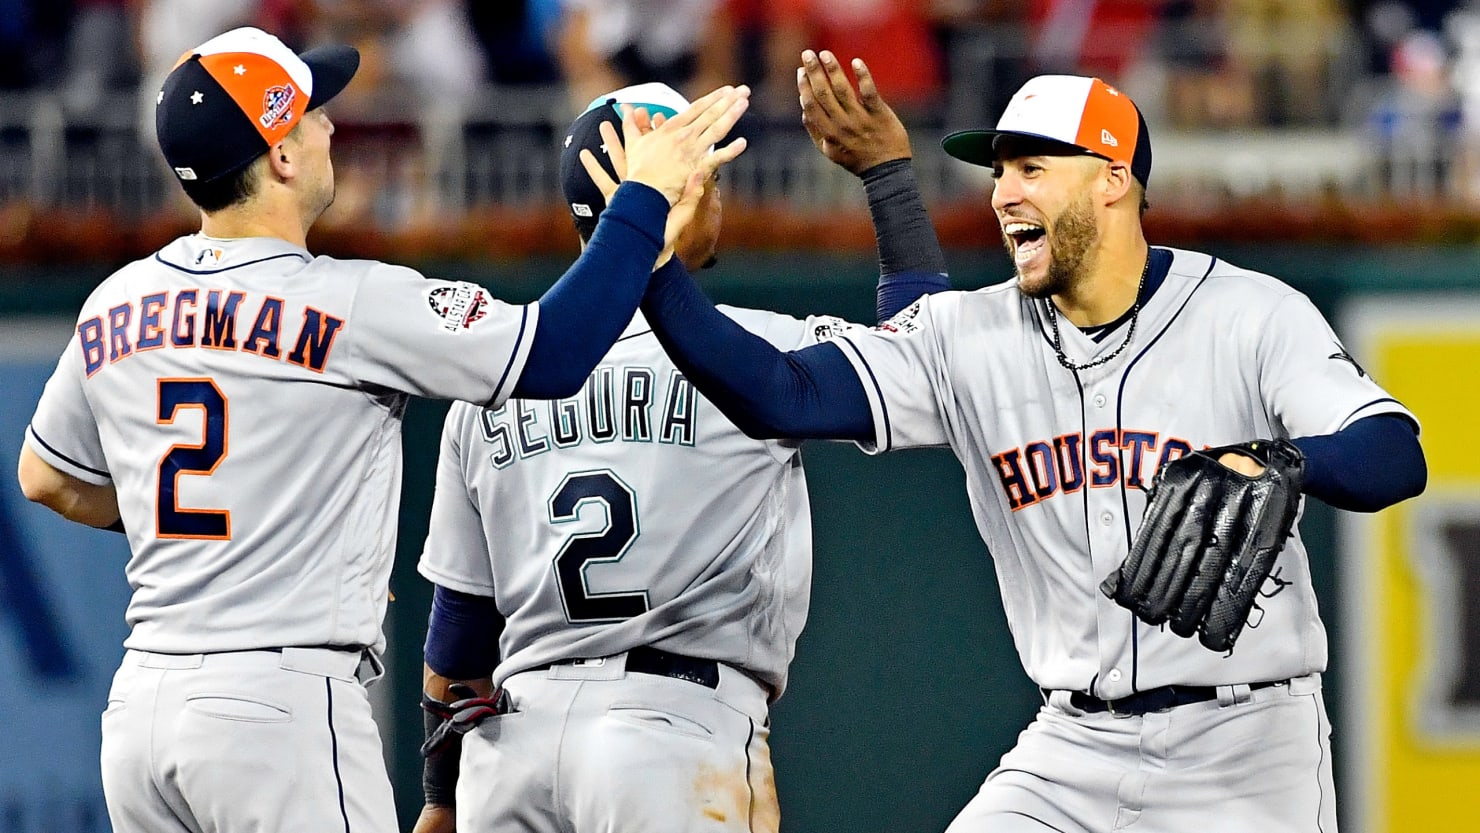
411, 57, 946, 833
630, 73, 1428, 832
14, 26, 748, 833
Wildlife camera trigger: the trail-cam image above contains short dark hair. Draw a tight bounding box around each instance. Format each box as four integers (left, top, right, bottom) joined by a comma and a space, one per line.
180, 156, 264, 213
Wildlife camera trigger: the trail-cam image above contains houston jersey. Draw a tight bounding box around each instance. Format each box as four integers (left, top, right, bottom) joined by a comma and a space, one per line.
831, 247, 1415, 696
419, 308, 849, 696
25, 235, 537, 656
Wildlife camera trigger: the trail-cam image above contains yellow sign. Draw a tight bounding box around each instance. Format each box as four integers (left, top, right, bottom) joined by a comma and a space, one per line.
1343, 296, 1480, 832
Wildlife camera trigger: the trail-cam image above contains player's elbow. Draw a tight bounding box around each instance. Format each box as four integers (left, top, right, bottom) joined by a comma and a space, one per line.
17, 447, 66, 510
1391, 446, 1428, 507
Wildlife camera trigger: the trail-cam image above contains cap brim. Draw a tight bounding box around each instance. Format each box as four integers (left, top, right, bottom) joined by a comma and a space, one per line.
301, 44, 359, 110
941, 129, 1097, 167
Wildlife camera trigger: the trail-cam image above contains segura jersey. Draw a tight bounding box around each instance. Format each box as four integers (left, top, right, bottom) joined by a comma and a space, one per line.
419, 307, 855, 698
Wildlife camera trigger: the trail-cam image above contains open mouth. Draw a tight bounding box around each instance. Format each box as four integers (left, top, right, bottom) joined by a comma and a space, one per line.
1003, 220, 1047, 265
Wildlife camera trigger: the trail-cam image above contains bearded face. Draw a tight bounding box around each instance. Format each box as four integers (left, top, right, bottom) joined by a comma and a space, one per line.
1008, 188, 1098, 299
992, 152, 1104, 300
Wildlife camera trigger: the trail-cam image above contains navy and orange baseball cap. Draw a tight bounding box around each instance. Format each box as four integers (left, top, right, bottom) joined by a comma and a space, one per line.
156, 27, 359, 185
943, 75, 1152, 186
560, 82, 689, 238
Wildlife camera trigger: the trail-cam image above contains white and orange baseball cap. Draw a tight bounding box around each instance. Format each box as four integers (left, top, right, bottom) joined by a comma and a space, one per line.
155, 27, 359, 185
942, 75, 1151, 186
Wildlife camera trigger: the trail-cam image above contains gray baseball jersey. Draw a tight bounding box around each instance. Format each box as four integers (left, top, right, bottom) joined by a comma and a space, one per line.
830, 247, 1414, 696
419, 307, 847, 696
24, 234, 537, 656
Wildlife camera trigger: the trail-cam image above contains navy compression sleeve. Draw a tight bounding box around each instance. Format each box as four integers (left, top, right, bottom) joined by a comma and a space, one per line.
641, 258, 872, 440
424, 585, 504, 681
1290, 413, 1426, 512
860, 159, 950, 321
513, 181, 668, 398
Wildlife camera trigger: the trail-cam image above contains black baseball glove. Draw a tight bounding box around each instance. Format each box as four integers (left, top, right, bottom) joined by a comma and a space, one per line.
1099, 439, 1305, 652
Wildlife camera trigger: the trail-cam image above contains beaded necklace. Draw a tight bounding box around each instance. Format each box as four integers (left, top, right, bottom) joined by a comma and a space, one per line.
1043, 253, 1150, 372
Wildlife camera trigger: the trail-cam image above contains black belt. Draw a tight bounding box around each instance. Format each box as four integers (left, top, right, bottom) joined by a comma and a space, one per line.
1051, 680, 1287, 716
544, 646, 720, 689
625, 646, 720, 689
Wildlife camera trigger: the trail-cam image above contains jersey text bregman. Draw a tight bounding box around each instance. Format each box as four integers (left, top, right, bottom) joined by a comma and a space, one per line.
75, 287, 346, 376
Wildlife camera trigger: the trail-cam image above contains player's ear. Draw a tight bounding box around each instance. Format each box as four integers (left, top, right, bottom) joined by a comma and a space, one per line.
266, 140, 293, 183
1101, 160, 1133, 208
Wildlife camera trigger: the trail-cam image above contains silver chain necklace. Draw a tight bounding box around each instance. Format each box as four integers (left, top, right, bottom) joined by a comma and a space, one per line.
1043, 254, 1150, 372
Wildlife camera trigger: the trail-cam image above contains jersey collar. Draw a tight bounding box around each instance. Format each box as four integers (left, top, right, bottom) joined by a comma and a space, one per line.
155, 233, 313, 274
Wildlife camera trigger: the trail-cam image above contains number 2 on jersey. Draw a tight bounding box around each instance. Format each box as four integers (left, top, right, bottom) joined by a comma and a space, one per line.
156, 378, 230, 539
549, 469, 648, 623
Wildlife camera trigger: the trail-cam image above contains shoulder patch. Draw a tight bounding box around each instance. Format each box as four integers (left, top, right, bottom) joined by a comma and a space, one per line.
877, 299, 926, 337
427, 282, 492, 332
809, 315, 855, 342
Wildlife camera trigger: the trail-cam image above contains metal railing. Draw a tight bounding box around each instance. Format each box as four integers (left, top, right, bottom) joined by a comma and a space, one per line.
0, 20, 1469, 223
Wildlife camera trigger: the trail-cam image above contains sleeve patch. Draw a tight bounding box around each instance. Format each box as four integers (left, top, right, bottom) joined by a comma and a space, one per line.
877, 299, 925, 337
810, 315, 856, 342
427, 282, 492, 332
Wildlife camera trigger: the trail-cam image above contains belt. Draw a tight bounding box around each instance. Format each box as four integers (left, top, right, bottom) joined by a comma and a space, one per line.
628, 646, 719, 689
545, 646, 720, 689
1052, 680, 1287, 716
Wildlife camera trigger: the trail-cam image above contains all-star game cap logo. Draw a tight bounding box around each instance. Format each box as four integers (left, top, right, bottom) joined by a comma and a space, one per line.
260, 83, 297, 129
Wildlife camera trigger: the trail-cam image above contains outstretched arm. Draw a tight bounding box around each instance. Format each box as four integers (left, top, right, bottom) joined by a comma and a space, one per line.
642, 258, 873, 440
797, 50, 948, 321
1290, 413, 1425, 511
513, 87, 751, 398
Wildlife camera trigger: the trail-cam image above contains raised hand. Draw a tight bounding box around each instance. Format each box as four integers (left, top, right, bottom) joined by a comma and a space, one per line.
621, 85, 750, 206
580, 101, 738, 263
798, 50, 911, 175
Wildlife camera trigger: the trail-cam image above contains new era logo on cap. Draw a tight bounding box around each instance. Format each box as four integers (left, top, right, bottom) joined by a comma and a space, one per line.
996, 75, 1138, 163
940, 74, 1152, 186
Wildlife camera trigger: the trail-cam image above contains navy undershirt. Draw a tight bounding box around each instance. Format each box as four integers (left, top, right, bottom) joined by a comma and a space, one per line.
425, 585, 504, 680
1077, 248, 1173, 342
511, 181, 668, 399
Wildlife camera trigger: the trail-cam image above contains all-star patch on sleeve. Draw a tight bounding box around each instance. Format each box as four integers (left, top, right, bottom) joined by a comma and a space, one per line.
342, 263, 538, 407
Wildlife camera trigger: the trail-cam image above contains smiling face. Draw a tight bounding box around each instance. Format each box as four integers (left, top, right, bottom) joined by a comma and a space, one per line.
990, 141, 1108, 299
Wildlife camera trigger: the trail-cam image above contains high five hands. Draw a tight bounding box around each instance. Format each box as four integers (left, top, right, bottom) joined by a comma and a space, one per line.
798, 50, 911, 174
593, 85, 750, 267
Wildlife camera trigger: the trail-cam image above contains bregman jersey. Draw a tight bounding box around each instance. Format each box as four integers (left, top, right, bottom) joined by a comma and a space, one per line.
831, 246, 1415, 697
419, 307, 848, 697
25, 234, 537, 656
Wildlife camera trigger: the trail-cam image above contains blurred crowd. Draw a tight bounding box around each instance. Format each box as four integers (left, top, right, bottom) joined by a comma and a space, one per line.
0, 0, 1474, 127
6, 0, 1480, 211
